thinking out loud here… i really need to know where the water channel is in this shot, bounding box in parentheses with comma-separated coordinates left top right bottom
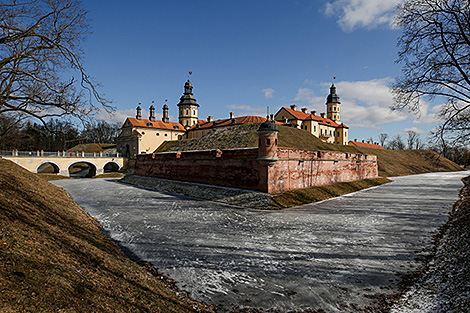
(53, 171, 469, 312)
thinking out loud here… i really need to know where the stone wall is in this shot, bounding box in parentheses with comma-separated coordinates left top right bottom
(135, 146, 378, 194)
(267, 148, 378, 193)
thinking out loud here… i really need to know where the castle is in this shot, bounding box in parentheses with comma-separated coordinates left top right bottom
(117, 76, 349, 158)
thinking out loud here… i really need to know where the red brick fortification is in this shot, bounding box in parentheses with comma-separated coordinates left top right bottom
(135, 120, 378, 194)
(267, 148, 378, 193)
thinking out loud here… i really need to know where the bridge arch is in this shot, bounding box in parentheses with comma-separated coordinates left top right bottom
(68, 160, 98, 177)
(35, 161, 62, 174)
(103, 161, 121, 173)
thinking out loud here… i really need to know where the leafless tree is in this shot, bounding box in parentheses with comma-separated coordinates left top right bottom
(387, 135, 406, 150)
(0, 0, 111, 126)
(406, 130, 420, 150)
(392, 0, 470, 147)
(378, 133, 389, 147)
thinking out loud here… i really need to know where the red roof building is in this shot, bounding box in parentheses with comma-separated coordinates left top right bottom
(348, 140, 386, 149)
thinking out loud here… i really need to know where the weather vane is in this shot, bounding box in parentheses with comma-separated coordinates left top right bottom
(188, 71, 192, 79)
(333, 76, 336, 83)
(266, 106, 270, 119)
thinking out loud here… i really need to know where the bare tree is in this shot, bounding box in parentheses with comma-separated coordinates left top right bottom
(387, 135, 406, 150)
(378, 133, 389, 147)
(392, 0, 470, 146)
(406, 130, 420, 150)
(82, 120, 121, 144)
(0, 0, 111, 125)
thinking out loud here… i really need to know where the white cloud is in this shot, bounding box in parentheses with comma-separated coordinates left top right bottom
(324, 0, 403, 32)
(333, 78, 408, 127)
(262, 88, 276, 99)
(226, 104, 268, 117)
(95, 108, 176, 124)
(294, 88, 325, 107)
(400, 126, 427, 134)
(290, 77, 444, 129)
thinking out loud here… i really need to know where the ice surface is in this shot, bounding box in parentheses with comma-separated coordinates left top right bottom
(53, 171, 469, 311)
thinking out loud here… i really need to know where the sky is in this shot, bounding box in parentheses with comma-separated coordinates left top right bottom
(79, 0, 441, 143)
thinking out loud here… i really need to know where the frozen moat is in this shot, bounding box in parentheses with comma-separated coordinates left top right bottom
(53, 171, 469, 311)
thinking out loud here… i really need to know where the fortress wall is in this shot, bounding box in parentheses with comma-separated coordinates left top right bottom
(135, 148, 266, 191)
(135, 147, 378, 194)
(268, 148, 378, 193)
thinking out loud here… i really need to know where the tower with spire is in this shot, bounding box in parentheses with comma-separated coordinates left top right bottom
(326, 78, 341, 123)
(177, 72, 199, 128)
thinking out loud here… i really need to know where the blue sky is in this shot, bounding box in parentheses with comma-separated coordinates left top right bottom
(80, 0, 440, 143)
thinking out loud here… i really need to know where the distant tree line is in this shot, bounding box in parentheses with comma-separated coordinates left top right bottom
(0, 115, 121, 151)
(371, 130, 469, 167)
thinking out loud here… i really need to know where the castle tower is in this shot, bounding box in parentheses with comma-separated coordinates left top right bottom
(149, 104, 156, 122)
(136, 105, 142, 120)
(177, 73, 199, 128)
(326, 81, 341, 122)
(257, 119, 279, 167)
(162, 101, 169, 123)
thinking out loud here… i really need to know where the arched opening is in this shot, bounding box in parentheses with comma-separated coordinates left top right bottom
(37, 162, 60, 174)
(68, 162, 97, 178)
(103, 162, 120, 173)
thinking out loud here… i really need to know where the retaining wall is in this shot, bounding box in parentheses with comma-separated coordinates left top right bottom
(135, 147, 378, 194)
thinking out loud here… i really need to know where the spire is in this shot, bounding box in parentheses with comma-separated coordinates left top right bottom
(136, 104, 142, 120)
(149, 102, 155, 121)
(162, 99, 169, 123)
(177, 72, 199, 108)
(326, 78, 341, 104)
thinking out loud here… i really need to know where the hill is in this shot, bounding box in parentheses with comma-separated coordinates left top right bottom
(67, 143, 116, 153)
(157, 123, 461, 177)
(0, 159, 212, 313)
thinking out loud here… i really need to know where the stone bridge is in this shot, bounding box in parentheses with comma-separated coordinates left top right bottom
(1, 150, 124, 176)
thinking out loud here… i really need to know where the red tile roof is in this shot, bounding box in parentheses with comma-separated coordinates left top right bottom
(349, 141, 385, 149)
(188, 116, 281, 131)
(280, 107, 348, 129)
(126, 118, 185, 131)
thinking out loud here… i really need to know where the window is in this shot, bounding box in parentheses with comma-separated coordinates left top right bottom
(266, 139, 271, 146)
(186, 110, 188, 115)
(314, 126, 316, 132)
(142, 131, 145, 135)
(164, 133, 168, 137)
(156, 133, 160, 136)
(193, 110, 196, 115)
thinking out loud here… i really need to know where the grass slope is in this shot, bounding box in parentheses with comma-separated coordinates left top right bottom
(0, 159, 212, 313)
(157, 123, 461, 177)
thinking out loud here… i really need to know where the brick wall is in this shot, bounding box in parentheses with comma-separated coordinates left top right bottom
(135, 147, 378, 194)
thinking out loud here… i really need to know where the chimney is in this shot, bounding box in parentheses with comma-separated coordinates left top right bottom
(162, 103, 169, 123)
(320, 113, 325, 118)
(270, 114, 274, 120)
(301, 107, 307, 113)
(230, 112, 235, 119)
(136, 105, 142, 120)
(367, 140, 370, 144)
(290, 104, 297, 111)
(354, 138, 357, 142)
(207, 115, 213, 122)
(311, 110, 316, 116)
(149, 104, 155, 122)
(362, 140, 365, 143)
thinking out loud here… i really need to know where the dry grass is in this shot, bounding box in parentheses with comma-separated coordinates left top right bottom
(272, 177, 391, 208)
(93, 172, 124, 178)
(0, 159, 213, 313)
(67, 143, 116, 153)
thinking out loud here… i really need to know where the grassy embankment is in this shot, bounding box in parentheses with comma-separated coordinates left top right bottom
(157, 123, 462, 207)
(0, 159, 213, 313)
